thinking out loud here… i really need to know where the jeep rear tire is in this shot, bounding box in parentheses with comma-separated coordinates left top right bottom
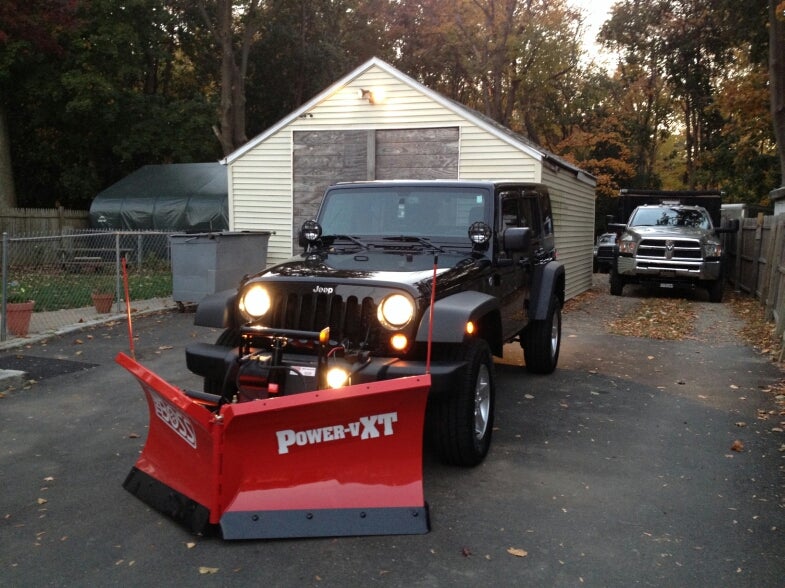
(522, 295, 561, 374)
(431, 339, 495, 467)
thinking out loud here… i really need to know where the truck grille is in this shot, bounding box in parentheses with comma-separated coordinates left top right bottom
(638, 239, 702, 260)
(266, 291, 382, 350)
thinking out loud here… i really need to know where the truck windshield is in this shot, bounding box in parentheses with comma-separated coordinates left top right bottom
(629, 207, 711, 229)
(318, 186, 490, 238)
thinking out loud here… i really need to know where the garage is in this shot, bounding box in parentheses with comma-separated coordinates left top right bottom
(223, 57, 595, 299)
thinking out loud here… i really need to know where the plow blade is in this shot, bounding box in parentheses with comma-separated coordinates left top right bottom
(116, 352, 430, 539)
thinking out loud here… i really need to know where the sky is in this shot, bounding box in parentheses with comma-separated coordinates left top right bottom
(569, 0, 616, 63)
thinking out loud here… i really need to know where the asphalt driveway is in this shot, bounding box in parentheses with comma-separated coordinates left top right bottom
(1, 279, 783, 587)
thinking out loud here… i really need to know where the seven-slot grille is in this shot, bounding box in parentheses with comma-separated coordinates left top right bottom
(264, 289, 383, 351)
(637, 238, 702, 259)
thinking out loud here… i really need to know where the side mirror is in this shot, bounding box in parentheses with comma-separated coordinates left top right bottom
(502, 226, 531, 252)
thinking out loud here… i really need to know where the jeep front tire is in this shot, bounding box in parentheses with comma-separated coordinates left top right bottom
(430, 339, 495, 467)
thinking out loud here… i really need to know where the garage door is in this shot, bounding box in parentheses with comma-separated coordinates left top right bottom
(292, 128, 459, 238)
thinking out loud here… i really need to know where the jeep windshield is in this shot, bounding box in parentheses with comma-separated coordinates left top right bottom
(628, 207, 711, 229)
(318, 186, 491, 242)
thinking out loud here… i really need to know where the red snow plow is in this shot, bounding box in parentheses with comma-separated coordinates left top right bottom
(118, 352, 430, 539)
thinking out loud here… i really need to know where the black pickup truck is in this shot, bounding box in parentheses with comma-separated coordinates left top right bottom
(185, 180, 565, 466)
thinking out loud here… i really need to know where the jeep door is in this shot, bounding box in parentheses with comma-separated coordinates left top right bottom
(496, 191, 532, 338)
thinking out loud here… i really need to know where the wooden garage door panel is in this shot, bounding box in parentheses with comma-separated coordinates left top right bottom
(293, 130, 369, 233)
(375, 128, 459, 180)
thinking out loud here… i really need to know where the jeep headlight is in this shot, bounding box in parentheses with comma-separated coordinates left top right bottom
(618, 237, 637, 255)
(239, 284, 271, 319)
(703, 241, 722, 258)
(377, 294, 414, 329)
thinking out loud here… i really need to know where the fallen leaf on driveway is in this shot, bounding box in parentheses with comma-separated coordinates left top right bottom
(507, 547, 528, 558)
(730, 440, 744, 452)
(198, 566, 219, 575)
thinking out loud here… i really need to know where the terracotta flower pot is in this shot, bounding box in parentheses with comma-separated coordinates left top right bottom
(91, 292, 114, 314)
(6, 300, 34, 336)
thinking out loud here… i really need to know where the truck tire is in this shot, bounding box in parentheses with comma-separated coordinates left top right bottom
(431, 339, 495, 467)
(707, 278, 724, 303)
(204, 328, 241, 398)
(522, 295, 561, 374)
(610, 268, 624, 296)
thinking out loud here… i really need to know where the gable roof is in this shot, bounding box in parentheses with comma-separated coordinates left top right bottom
(223, 57, 593, 184)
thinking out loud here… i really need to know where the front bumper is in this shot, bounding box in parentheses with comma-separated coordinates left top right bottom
(617, 255, 722, 282)
(186, 342, 463, 397)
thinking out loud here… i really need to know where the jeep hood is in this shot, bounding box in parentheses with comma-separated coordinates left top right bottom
(249, 250, 485, 294)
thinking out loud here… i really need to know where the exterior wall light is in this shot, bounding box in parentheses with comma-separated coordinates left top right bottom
(360, 87, 386, 105)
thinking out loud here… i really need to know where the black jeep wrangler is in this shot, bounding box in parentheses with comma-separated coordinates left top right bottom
(186, 180, 565, 466)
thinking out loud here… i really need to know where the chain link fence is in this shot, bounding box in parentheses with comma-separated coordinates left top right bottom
(1, 230, 174, 342)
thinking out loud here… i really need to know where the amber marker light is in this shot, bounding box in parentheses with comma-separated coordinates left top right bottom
(390, 334, 408, 351)
(465, 321, 476, 335)
(319, 327, 330, 344)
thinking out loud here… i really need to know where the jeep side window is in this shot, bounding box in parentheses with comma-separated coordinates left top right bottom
(501, 193, 521, 228)
(520, 196, 541, 239)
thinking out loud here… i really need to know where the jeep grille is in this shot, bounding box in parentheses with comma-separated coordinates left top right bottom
(266, 291, 382, 350)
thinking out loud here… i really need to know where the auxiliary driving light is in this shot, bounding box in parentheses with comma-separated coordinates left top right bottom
(390, 334, 408, 351)
(326, 367, 350, 389)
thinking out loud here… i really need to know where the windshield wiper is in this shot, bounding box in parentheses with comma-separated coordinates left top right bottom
(322, 234, 370, 249)
(382, 236, 446, 253)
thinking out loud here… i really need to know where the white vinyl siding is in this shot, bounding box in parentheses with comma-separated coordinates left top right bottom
(230, 131, 292, 264)
(542, 165, 595, 300)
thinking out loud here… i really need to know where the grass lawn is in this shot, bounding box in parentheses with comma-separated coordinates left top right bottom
(6, 268, 172, 312)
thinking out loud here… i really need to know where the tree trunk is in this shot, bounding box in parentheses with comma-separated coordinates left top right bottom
(771, 1, 785, 186)
(0, 104, 17, 209)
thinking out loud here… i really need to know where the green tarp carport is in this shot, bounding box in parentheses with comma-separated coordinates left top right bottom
(89, 163, 228, 232)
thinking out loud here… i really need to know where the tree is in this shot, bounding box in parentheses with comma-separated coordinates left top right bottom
(771, 1, 785, 187)
(194, 0, 264, 156)
(246, 0, 392, 134)
(0, 0, 78, 208)
(5, 0, 219, 208)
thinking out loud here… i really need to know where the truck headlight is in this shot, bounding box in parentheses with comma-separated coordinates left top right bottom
(377, 294, 414, 329)
(703, 242, 722, 258)
(239, 284, 271, 319)
(618, 238, 636, 255)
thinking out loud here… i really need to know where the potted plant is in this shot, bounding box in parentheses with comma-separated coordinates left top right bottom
(91, 280, 115, 314)
(5, 281, 34, 336)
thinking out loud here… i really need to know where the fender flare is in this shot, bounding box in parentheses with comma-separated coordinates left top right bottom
(415, 290, 501, 350)
(194, 289, 239, 329)
(528, 261, 565, 321)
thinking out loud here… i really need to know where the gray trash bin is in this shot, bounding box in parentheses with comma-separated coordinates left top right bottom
(170, 231, 271, 306)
